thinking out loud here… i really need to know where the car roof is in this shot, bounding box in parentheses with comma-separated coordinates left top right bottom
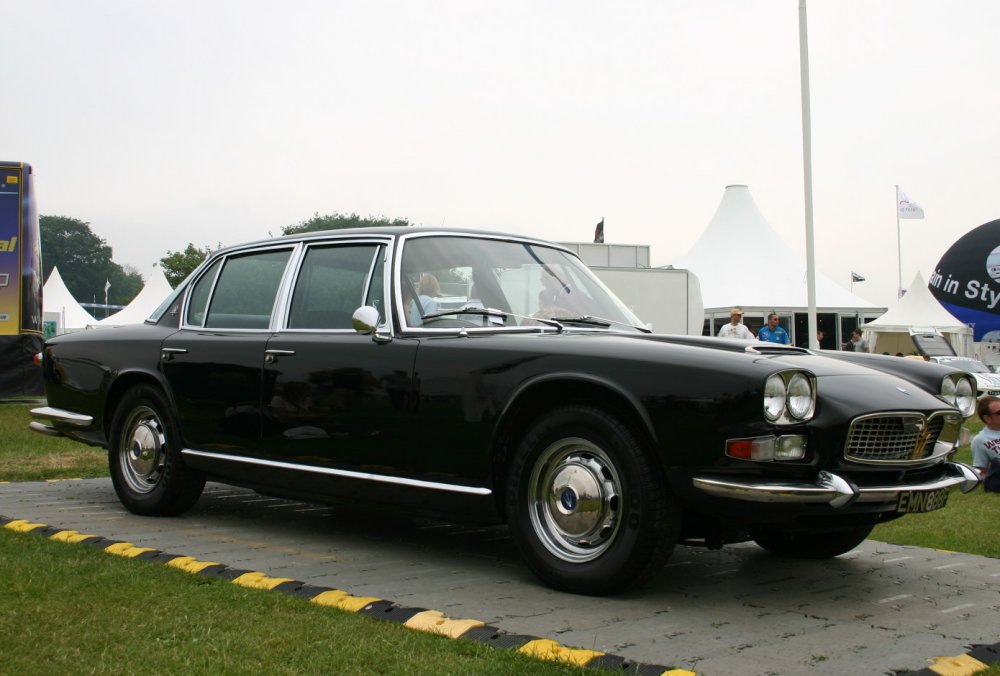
(214, 225, 567, 257)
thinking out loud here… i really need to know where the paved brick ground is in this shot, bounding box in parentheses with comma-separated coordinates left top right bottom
(2, 478, 998, 675)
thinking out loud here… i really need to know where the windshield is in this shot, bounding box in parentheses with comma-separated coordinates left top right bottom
(910, 332, 956, 356)
(398, 235, 644, 331)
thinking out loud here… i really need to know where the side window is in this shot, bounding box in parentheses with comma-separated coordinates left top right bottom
(288, 244, 381, 329)
(185, 259, 222, 327)
(364, 247, 386, 320)
(204, 250, 292, 329)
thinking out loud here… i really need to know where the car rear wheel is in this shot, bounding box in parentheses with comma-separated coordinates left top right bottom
(109, 385, 205, 516)
(754, 524, 873, 559)
(506, 405, 679, 595)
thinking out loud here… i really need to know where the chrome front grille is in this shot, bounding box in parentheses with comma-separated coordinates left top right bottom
(844, 412, 951, 464)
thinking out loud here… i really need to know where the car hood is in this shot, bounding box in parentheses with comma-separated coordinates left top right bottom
(974, 372, 1000, 388)
(462, 331, 959, 398)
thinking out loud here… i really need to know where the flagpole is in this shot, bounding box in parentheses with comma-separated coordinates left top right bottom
(896, 184, 902, 298)
(799, 0, 818, 349)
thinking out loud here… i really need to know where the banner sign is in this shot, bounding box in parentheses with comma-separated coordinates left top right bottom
(928, 218, 1000, 341)
(0, 161, 41, 337)
(0, 164, 22, 335)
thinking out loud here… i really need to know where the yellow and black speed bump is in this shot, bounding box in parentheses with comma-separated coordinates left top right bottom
(906, 642, 1000, 676)
(1, 514, 695, 675)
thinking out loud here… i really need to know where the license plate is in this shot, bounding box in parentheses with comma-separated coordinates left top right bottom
(897, 488, 949, 513)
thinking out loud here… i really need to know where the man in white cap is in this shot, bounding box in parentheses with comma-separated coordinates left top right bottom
(718, 307, 754, 340)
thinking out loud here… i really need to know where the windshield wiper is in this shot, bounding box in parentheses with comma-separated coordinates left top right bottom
(548, 315, 652, 333)
(420, 306, 565, 331)
(420, 307, 648, 333)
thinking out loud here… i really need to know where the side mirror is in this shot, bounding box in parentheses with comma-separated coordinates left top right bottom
(352, 306, 392, 344)
(352, 306, 380, 334)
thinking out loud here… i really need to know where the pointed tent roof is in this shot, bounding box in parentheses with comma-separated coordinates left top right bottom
(95, 265, 174, 327)
(863, 271, 971, 331)
(676, 184, 883, 311)
(42, 266, 97, 329)
(861, 271, 973, 356)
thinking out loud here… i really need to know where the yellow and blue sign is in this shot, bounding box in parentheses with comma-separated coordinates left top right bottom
(0, 161, 43, 398)
(0, 161, 42, 337)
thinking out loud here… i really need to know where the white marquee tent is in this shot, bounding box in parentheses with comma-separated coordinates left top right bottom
(861, 271, 974, 357)
(94, 265, 174, 327)
(677, 184, 883, 310)
(42, 266, 97, 331)
(674, 184, 885, 346)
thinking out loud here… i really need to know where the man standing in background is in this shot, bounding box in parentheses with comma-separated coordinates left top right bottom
(845, 329, 868, 352)
(718, 307, 754, 340)
(758, 312, 790, 344)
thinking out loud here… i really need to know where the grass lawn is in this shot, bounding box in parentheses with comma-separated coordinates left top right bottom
(0, 528, 586, 675)
(871, 417, 1000, 558)
(0, 403, 107, 481)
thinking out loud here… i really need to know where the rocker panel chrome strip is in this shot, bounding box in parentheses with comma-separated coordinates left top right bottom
(181, 449, 492, 496)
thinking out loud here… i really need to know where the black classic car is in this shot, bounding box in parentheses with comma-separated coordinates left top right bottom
(30, 227, 981, 595)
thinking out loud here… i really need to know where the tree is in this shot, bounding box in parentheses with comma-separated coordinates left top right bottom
(281, 212, 409, 236)
(106, 264, 143, 309)
(160, 243, 215, 287)
(39, 215, 142, 307)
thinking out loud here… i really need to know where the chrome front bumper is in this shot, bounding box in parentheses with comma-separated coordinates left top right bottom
(28, 406, 94, 437)
(692, 462, 980, 509)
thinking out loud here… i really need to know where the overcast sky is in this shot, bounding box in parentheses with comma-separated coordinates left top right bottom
(7, 1, 999, 307)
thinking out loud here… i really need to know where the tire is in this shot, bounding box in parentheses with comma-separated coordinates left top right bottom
(506, 405, 679, 595)
(754, 524, 874, 559)
(109, 385, 205, 516)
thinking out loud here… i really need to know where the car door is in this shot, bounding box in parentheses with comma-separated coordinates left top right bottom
(260, 241, 422, 478)
(161, 246, 293, 456)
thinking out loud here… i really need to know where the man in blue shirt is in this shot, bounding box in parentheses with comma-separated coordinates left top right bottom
(758, 312, 790, 344)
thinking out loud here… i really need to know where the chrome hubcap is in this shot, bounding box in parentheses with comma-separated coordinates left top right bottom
(528, 437, 621, 563)
(119, 406, 166, 494)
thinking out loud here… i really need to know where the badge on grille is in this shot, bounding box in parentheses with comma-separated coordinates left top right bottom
(909, 419, 932, 460)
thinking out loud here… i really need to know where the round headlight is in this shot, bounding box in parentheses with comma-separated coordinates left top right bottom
(786, 372, 815, 420)
(955, 376, 975, 416)
(764, 374, 786, 421)
(940, 376, 956, 406)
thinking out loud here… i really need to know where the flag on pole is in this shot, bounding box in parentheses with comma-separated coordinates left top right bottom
(897, 189, 925, 219)
(104, 279, 110, 304)
(851, 272, 865, 282)
(594, 217, 604, 243)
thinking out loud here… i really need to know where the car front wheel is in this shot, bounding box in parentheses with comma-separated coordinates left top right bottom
(506, 405, 679, 595)
(109, 384, 205, 516)
(754, 524, 874, 559)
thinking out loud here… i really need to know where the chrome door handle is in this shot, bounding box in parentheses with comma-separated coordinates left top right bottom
(264, 349, 296, 364)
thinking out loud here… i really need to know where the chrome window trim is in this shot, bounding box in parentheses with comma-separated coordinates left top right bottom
(181, 449, 492, 496)
(270, 242, 306, 332)
(181, 257, 222, 329)
(178, 242, 299, 332)
(394, 231, 571, 334)
(276, 238, 393, 334)
(391, 231, 634, 335)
